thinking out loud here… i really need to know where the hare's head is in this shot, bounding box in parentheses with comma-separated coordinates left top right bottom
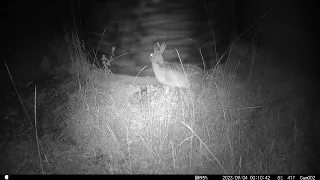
(150, 42, 166, 63)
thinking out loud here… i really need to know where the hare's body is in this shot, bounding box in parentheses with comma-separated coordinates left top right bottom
(150, 42, 204, 89)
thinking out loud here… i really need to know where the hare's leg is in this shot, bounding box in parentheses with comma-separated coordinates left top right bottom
(165, 86, 170, 94)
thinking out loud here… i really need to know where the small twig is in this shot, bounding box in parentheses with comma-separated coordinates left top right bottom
(34, 85, 44, 174)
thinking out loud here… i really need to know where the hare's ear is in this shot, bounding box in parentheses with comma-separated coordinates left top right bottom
(159, 42, 166, 53)
(154, 42, 161, 53)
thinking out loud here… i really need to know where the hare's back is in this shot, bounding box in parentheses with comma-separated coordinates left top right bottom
(164, 63, 202, 74)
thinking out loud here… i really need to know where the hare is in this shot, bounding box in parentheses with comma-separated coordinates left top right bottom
(150, 42, 204, 89)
